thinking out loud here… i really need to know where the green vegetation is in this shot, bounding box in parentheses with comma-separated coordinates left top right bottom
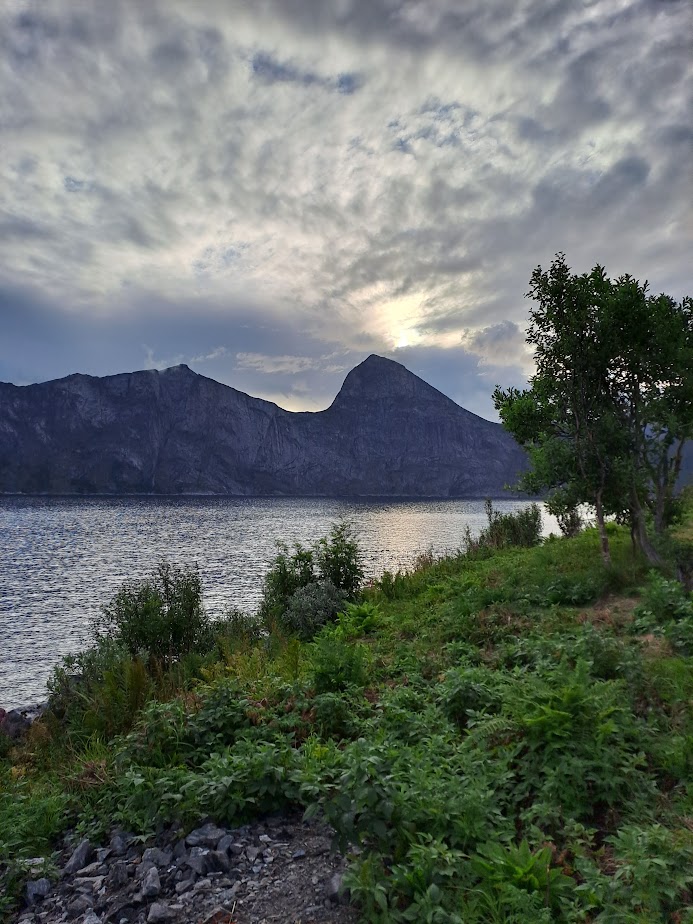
(494, 253, 693, 571)
(2, 498, 693, 922)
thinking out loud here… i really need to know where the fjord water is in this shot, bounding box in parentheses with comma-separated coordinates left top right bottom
(0, 496, 557, 709)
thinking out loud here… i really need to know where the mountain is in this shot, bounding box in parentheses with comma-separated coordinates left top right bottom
(0, 355, 529, 496)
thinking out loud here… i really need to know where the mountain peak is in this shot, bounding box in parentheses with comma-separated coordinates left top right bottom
(331, 353, 448, 406)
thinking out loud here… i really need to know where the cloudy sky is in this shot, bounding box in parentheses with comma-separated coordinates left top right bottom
(1, 0, 691, 419)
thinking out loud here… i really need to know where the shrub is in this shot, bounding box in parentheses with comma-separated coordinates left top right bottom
(464, 500, 543, 554)
(314, 522, 364, 598)
(260, 522, 363, 633)
(310, 631, 371, 693)
(98, 561, 211, 665)
(633, 572, 693, 654)
(47, 639, 154, 740)
(283, 580, 346, 639)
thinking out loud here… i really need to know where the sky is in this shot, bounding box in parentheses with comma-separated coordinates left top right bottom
(1, 0, 691, 420)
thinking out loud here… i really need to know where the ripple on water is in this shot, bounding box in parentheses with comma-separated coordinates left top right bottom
(0, 496, 557, 709)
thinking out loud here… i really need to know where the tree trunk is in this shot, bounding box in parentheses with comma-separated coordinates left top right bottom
(594, 491, 611, 566)
(631, 494, 664, 567)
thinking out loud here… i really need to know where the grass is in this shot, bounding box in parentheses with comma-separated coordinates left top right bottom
(1, 510, 693, 922)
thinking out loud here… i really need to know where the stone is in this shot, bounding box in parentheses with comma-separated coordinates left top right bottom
(63, 840, 93, 877)
(326, 871, 345, 903)
(185, 823, 227, 849)
(291, 849, 306, 860)
(26, 878, 51, 904)
(147, 903, 176, 923)
(172, 839, 187, 861)
(77, 862, 104, 877)
(0, 707, 31, 739)
(184, 854, 210, 877)
(95, 848, 111, 863)
(136, 860, 156, 881)
(109, 835, 128, 857)
(245, 846, 259, 862)
(206, 850, 231, 873)
(66, 894, 93, 916)
(141, 867, 161, 899)
(174, 879, 194, 895)
(74, 875, 105, 893)
(106, 862, 129, 889)
(142, 848, 172, 868)
(82, 913, 103, 924)
(215, 835, 237, 855)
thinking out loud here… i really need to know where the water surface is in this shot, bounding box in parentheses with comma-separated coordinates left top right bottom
(0, 496, 556, 709)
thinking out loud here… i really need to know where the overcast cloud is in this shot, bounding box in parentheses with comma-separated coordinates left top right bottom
(1, 0, 691, 419)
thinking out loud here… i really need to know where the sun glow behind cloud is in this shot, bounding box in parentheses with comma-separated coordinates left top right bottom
(0, 0, 690, 420)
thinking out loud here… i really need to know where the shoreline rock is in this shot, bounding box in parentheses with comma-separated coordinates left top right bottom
(14, 811, 357, 924)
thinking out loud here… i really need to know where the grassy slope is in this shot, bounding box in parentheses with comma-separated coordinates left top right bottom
(2, 513, 693, 922)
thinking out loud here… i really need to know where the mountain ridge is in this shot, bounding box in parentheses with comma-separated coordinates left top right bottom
(0, 355, 530, 496)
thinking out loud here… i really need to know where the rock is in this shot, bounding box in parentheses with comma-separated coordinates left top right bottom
(206, 850, 231, 873)
(77, 861, 104, 877)
(245, 846, 260, 862)
(326, 871, 346, 903)
(109, 832, 133, 856)
(81, 913, 102, 924)
(95, 848, 111, 863)
(63, 840, 93, 877)
(74, 875, 105, 893)
(142, 848, 172, 868)
(184, 854, 210, 877)
(147, 906, 176, 924)
(106, 861, 129, 889)
(67, 894, 93, 915)
(172, 839, 187, 861)
(0, 707, 31, 740)
(291, 849, 306, 860)
(185, 823, 227, 849)
(141, 867, 161, 899)
(136, 860, 156, 881)
(174, 878, 194, 895)
(215, 835, 238, 855)
(26, 878, 51, 904)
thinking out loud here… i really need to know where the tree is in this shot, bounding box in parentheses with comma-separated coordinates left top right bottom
(493, 254, 692, 567)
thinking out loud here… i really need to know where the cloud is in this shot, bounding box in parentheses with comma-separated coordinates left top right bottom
(235, 353, 322, 375)
(0, 0, 691, 420)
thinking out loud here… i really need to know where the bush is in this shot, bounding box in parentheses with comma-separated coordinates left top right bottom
(98, 562, 211, 665)
(260, 522, 363, 632)
(464, 500, 543, 554)
(282, 580, 346, 639)
(310, 631, 371, 693)
(633, 572, 693, 654)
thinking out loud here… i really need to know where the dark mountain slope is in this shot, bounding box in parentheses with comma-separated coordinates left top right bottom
(0, 355, 528, 496)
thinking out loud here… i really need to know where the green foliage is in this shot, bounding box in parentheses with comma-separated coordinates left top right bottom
(47, 639, 154, 741)
(0, 776, 70, 917)
(471, 839, 574, 912)
(463, 500, 543, 554)
(633, 571, 693, 654)
(282, 579, 346, 639)
(6, 502, 693, 924)
(309, 629, 371, 693)
(575, 823, 693, 921)
(494, 253, 693, 566)
(314, 521, 364, 598)
(98, 561, 211, 664)
(260, 521, 364, 634)
(336, 600, 382, 638)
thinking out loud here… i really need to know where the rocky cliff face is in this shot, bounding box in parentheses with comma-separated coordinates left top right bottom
(0, 355, 529, 496)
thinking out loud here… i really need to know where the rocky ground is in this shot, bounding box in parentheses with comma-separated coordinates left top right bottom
(13, 814, 361, 924)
